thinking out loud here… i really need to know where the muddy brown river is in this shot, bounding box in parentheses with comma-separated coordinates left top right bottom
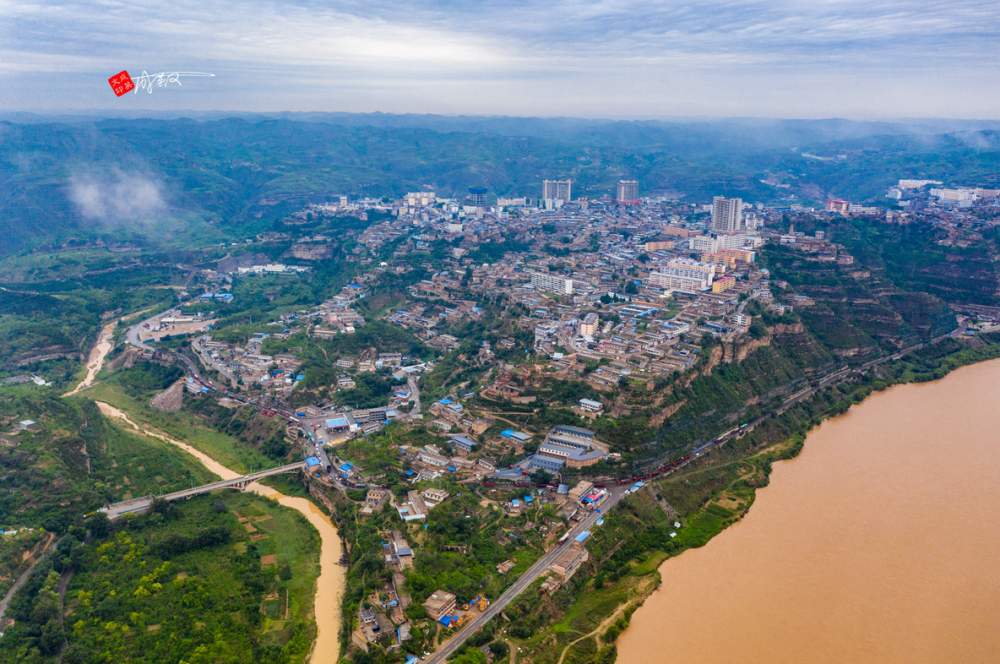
(618, 359, 1000, 663)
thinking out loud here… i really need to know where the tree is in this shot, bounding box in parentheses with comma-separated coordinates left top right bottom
(63, 643, 88, 664)
(489, 640, 510, 658)
(618, 375, 630, 390)
(87, 512, 110, 538)
(529, 469, 553, 485)
(39, 618, 65, 655)
(451, 648, 489, 664)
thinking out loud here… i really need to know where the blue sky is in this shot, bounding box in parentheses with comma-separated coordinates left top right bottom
(2, 0, 999, 117)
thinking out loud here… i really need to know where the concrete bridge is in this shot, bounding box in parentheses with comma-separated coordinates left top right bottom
(101, 462, 307, 520)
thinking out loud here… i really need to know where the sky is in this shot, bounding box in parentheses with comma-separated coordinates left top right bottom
(2, 0, 1000, 118)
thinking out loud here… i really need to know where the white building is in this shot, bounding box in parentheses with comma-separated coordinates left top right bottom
(405, 192, 436, 206)
(898, 179, 942, 189)
(531, 272, 574, 295)
(661, 258, 717, 279)
(543, 180, 572, 202)
(648, 268, 713, 292)
(711, 196, 743, 234)
(848, 204, 880, 214)
(616, 180, 639, 204)
(930, 188, 976, 202)
(689, 235, 719, 253)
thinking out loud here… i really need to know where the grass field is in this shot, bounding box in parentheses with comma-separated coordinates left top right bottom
(94, 417, 220, 502)
(80, 383, 275, 474)
(222, 491, 323, 644)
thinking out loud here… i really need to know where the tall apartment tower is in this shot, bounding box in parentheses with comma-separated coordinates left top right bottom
(468, 187, 488, 207)
(711, 196, 743, 234)
(616, 180, 640, 204)
(543, 179, 572, 201)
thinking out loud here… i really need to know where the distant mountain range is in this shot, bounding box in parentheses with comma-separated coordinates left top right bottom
(2, 113, 999, 256)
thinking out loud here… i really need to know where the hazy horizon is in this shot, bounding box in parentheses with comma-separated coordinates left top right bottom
(4, 109, 1000, 127)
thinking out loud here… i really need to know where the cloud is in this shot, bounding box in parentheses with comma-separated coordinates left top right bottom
(68, 169, 167, 224)
(2, 0, 1000, 117)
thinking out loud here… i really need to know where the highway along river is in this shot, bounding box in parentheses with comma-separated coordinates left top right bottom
(617, 359, 1000, 664)
(95, 403, 345, 663)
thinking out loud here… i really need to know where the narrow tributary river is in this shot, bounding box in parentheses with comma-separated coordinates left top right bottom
(95, 402, 345, 662)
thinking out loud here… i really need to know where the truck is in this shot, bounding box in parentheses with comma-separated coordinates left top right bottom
(557, 532, 571, 546)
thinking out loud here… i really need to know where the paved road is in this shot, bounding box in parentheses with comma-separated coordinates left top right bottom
(125, 307, 234, 390)
(424, 486, 629, 664)
(407, 375, 422, 418)
(125, 307, 179, 350)
(103, 462, 307, 519)
(192, 335, 238, 386)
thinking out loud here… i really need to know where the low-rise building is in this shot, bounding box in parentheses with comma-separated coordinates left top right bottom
(550, 539, 589, 577)
(648, 268, 712, 292)
(732, 313, 751, 328)
(712, 276, 736, 293)
(448, 435, 478, 454)
(531, 272, 574, 295)
(424, 591, 457, 621)
(361, 488, 390, 515)
(421, 488, 449, 504)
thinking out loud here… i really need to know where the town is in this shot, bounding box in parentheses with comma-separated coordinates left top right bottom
(105, 174, 1000, 664)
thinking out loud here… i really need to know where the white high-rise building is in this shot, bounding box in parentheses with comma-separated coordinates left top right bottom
(543, 180, 572, 202)
(712, 196, 743, 234)
(531, 272, 574, 295)
(616, 180, 639, 204)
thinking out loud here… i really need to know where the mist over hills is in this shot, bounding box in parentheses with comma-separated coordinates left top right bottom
(2, 113, 999, 256)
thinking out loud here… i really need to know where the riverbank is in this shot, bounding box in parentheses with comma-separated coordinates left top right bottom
(95, 402, 345, 663)
(510, 334, 1000, 664)
(618, 356, 1000, 663)
(63, 320, 116, 397)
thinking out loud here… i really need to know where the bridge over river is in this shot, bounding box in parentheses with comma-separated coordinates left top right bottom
(101, 461, 307, 519)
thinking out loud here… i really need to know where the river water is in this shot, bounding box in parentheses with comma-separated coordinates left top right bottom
(617, 359, 1000, 664)
(95, 403, 344, 663)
